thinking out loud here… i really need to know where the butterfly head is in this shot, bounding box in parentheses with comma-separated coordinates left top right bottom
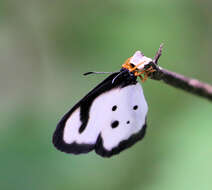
(122, 51, 155, 82)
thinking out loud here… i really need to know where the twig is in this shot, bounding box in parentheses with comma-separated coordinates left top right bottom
(147, 45, 212, 101)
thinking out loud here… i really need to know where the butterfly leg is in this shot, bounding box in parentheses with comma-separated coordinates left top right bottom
(134, 66, 156, 82)
(134, 70, 146, 82)
(143, 66, 156, 82)
(122, 57, 132, 70)
(134, 70, 145, 76)
(145, 66, 156, 73)
(128, 61, 145, 72)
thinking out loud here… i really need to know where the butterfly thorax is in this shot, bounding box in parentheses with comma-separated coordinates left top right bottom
(122, 51, 155, 82)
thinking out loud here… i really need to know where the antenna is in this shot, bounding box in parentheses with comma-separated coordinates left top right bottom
(83, 72, 115, 76)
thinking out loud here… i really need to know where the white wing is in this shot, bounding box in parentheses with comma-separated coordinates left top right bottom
(53, 72, 148, 157)
(59, 83, 147, 156)
(89, 83, 148, 156)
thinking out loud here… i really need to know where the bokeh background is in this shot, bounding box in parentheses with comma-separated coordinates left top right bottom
(1, 1, 212, 190)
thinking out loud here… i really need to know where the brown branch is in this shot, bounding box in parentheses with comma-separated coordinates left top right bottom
(147, 45, 212, 101)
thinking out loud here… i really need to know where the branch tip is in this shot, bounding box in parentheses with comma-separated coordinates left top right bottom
(154, 43, 164, 65)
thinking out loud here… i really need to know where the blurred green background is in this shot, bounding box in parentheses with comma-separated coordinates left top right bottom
(1, 1, 212, 190)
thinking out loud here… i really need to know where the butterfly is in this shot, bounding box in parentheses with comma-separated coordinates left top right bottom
(52, 50, 157, 157)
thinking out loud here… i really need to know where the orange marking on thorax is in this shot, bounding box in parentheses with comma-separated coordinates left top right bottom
(122, 57, 156, 82)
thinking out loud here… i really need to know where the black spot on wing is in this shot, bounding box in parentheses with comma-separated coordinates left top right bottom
(126, 121, 130, 124)
(112, 105, 117, 111)
(111, 120, 119, 128)
(133, 105, 138, 110)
